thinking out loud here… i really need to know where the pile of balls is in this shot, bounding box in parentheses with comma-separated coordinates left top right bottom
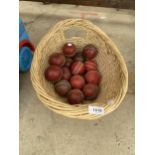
(44, 43, 102, 105)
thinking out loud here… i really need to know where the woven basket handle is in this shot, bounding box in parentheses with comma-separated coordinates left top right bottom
(63, 26, 87, 39)
(51, 19, 101, 39)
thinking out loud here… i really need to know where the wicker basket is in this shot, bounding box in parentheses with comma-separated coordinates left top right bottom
(30, 19, 128, 120)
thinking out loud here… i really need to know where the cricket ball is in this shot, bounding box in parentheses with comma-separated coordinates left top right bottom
(73, 52, 85, 62)
(54, 80, 71, 96)
(83, 83, 100, 100)
(85, 70, 101, 85)
(44, 65, 63, 82)
(62, 67, 71, 80)
(67, 89, 84, 104)
(70, 75, 85, 89)
(64, 58, 73, 67)
(48, 53, 66, 66)
(70, 61, 85, 75)
(82, 44, 98, 59)
(85, 60, 98, 71)
(63, 43, 76, 57)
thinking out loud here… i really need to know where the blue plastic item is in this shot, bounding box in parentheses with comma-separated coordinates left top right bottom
(19, 18, 29, 42)
(19, 18, 34, 72)
(19, 46, 33, 72)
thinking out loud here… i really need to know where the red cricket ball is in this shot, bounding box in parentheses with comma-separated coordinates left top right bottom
(44, 65, 63, 82)
(70, 61, 85, 75)
(85, 70, 101, 85)
(64, 58, 73, 67)
(48, 53, 66, 66)
(70, 75, 85, 89)
(63, 43, 76, 57)
(62, 67, 71, 80)
(85, 60, 98, 71)
(82, 44, 98, 59)
(73, 52, 85, 62)
(83, 84, 100, 100)
(54, 80, 71, 96)
(67, 89, 84, 104)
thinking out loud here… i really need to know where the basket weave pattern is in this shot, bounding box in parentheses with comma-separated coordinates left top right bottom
(31, 19, 128, 120)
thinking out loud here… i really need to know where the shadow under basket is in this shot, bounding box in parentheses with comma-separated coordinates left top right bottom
(30, 19, 128, 120)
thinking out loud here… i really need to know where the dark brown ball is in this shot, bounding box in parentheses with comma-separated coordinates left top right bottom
(73, 52, 85, 62)
(64, 58, 73, 67)
(48, 53, 66, 66)
(44, 65, 63, 82)
(82, 44, 98, 59)
(70, 61, 85, 75)
(85, 60, 98, 71)
(62, 67, 71, 80)
(67, 89, 84, 104)
(70, 75, 85, 89)
(83, 84, 100, 100)
(55, 80, 71, 96)
(85, 70, 101, 85)
(63, 43, 76, 57)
